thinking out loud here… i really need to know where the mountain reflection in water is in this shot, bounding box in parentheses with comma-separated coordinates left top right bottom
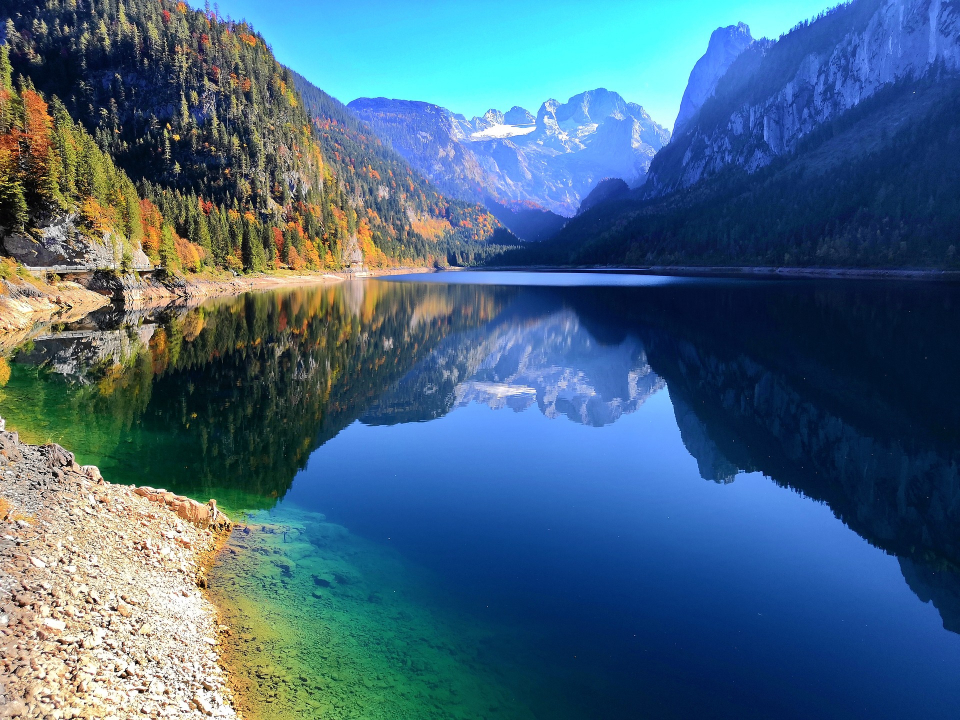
(2, 274, 959, 717)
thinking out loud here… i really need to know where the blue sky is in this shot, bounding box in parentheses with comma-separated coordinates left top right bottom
(212, 0, 835, 129)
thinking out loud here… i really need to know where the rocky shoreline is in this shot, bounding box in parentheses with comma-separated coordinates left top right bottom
(0, 279, 110, 336)
(0, 422, 238, 719)
(0, 269, 354, 335)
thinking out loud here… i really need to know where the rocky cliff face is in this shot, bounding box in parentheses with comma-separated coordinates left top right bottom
(673, 23, 754, 135)
(349, 89, 669, 216)
(648, 0, 960, 194)
(2, 214, 152, 271)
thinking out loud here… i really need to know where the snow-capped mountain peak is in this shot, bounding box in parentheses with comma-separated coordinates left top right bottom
(349, 88, 670, 216)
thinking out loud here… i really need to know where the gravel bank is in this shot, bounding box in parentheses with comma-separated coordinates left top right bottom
(0, 422, 238, 719)
(0, 279, 109, 335)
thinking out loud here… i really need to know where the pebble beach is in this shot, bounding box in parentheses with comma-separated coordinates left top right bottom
(0, 421, 238, 719)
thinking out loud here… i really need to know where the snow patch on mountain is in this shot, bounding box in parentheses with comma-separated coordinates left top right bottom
(468, 124, 537, 140)
(349, 89, 669, 216)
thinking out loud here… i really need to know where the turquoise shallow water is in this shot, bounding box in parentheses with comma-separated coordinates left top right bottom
(2, 274, 960, 719)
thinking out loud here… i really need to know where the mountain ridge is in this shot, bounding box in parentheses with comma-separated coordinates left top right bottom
(348, 88, 669, 217)
(0, 0, 509, 274)
(510, 0, 960, 270)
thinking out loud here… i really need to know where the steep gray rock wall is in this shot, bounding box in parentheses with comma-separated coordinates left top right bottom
(674, 22, 754, 135)
(2, 214, 151, 271)
(650, 0, 960, 194)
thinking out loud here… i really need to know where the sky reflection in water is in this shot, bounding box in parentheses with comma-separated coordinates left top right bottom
(2, 273, 959, 719)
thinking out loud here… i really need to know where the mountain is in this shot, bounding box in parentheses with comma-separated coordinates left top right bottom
(514, 0, 960, 269)
(290, 71, 515, 266)
(484, 199, 568, 243)
(0, 0, 508, 274)
(504, 107, 536, 125)
(348, 89, 670, 217)
(346, 98, 490, 202)
(577, 178, 629, 215)
(673, 23, 755, 135)
(648, 0, 959, 195)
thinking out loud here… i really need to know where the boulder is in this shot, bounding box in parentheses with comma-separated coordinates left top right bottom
(81, 465, 104, 483)
(133, 487, 231, 530)
(41, 443, 74, 468)
(0, 431, 23, 463)
(178, 500, 210, 526)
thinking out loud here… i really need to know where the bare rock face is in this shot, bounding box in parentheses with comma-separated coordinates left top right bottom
(650, 0, 960, 195)
(1, 213, 151, 270)
(673, 22, 754, 135)
(41, 443, 75, 469)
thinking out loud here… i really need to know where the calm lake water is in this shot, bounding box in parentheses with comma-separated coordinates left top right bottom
(2, 272, 959, 719)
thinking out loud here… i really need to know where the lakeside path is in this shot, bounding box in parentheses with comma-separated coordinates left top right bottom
(0, 423, 238, 719)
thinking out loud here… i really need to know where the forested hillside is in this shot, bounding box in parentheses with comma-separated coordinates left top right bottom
(0, 48, 176, 271)
(290, 71, 514, 266)
(0, 0, 511, 272)
(508, 76, 960, 269)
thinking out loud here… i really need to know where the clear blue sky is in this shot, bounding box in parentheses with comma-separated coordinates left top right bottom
(210, 0, 835, 129)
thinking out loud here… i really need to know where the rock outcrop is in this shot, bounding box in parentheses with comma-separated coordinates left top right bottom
(2, 214, 151, 271)
(133, 488, 232, 533)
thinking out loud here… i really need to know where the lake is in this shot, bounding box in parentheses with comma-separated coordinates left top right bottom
(2, 272, 959, 719)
